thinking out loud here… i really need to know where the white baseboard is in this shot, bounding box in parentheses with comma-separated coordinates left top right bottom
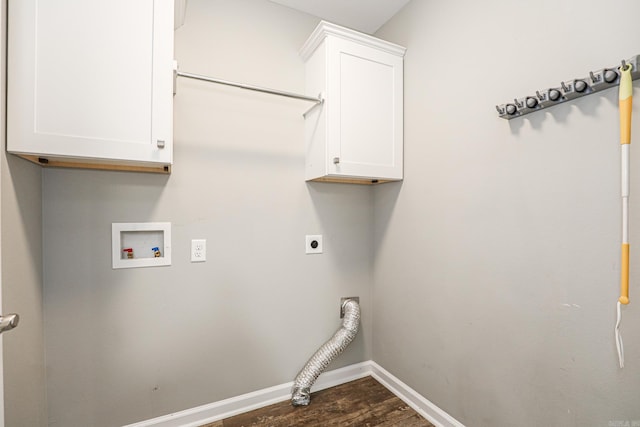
(123, 361, 371, 427)
(369, 361, 465, 427)
(124, 360, 464, 427)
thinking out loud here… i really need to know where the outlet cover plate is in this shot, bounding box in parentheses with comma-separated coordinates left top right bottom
(191, 239, 206, 262)
(305, 235, 323, 254)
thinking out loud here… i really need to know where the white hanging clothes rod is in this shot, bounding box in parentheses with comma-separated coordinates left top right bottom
(175, 70, 324, 117)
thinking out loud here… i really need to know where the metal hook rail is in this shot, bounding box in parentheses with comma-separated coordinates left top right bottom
(497, 54, 640, 120)
(175, 70, 324, 117)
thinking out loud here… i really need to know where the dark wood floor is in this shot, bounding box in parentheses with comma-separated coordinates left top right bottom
(200, 376, 434, 427)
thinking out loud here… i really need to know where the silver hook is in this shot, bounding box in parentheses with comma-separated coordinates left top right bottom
(505, 103, 518, 115)
(561, 81, 569, 92)
(589, 71, 598, 83)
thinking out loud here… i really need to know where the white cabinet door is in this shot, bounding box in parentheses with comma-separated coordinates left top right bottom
(326, 37, 403, 182)
(7, 0, 174, 172)
(302, 22, 405, 184)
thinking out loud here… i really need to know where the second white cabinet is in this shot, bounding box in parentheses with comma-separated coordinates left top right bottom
(7, 0, 174, 174)
(301, 21, 405, 184)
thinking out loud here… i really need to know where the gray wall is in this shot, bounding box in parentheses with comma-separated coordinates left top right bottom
(1, 0, 47, 424)
(42, 1, 372, 426)
(374, 1, 640, 426)
(1, 143, 46, 427)
(34, 1, 640, 426)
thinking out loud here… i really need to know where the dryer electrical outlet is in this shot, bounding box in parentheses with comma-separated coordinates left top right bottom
(305, 235, 323, 254)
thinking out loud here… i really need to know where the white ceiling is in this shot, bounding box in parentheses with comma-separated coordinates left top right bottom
(267, 0, 411, 34)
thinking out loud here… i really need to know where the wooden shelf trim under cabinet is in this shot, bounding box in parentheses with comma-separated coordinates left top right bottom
(308, 176, 396, 185)
(16, 154, 171, 174)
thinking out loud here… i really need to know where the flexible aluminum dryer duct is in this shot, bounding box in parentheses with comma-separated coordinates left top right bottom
(291, 299, 360, 406)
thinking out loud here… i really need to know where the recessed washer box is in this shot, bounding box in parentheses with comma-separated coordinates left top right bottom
(112, 222, 171, 269)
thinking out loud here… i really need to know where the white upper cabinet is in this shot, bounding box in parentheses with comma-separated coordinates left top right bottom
(301, 21, 405, 184)
(7, 0, 174, 173)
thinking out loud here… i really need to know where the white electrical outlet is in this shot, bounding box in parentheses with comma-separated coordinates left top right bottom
(191, 239, 206, 262)
(306, 235, 323, 254)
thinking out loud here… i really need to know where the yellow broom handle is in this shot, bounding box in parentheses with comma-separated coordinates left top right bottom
(620, 66, 633, 145)
(620, 64, 632, 305)
(620, 244, 630, 304)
